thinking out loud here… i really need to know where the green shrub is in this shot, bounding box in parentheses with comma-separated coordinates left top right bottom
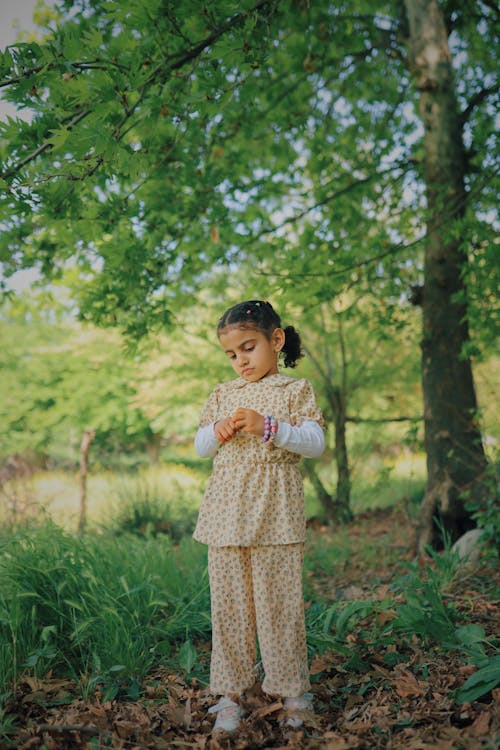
(104, 479, 199, 540)
(106, 483, 196, 541)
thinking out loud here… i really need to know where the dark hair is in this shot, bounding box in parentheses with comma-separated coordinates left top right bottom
(217, 300, 304, 368)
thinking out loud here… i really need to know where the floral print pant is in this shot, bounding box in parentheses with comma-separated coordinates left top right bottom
(207, 543, 310, 697)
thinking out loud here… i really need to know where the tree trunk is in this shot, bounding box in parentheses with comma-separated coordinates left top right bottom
(302, 459, 336, 523)
(302, 456, 352, 524)
(78, 429, 95, 536)
(327, 384, 353, 523)
(333, 312, 352, 519)
(333, 391, 352, 521)
(404, 0, 488, 551)
(146, 431, 162, 464)
(304, 320, 353, 522)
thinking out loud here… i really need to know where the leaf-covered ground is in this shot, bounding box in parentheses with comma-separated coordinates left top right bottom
(7, 510, 500, 750)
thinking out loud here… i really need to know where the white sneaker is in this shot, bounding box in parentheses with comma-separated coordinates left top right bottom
(208, 696, 243, 733)
(283, 692, 313, 728)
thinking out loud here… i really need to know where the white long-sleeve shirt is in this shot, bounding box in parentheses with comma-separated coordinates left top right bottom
(194, 419, 325, 459)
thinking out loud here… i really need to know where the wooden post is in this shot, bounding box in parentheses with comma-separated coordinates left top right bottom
(78, 429, 95, 536)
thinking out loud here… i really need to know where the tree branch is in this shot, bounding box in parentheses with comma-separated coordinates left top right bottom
(0, 107, 91, 180)
(459, 83, 500, 125)
(255, 164, 499, 281)
(346, 415, 422, 423)
(241, 163, 409, 250)
(144, 0, 279, 88)
(337, 311, 348, 395)
(477, 0, 500, 20)
(0, 59, 130, 89)
(302, 342, 330, 383)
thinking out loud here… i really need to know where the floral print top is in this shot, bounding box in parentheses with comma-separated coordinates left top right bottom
(193, 373, 324, 547)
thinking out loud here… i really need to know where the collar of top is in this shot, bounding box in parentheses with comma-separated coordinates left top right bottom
(226, 373, 297, 390)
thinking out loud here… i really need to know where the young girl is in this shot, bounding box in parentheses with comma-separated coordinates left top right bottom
(193, 300, 325, 733)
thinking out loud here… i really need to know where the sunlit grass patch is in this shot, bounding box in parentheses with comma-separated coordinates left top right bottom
(1, 464, 206, 533)
(303, 451, 426, 520)
(351, 453, 426, 513)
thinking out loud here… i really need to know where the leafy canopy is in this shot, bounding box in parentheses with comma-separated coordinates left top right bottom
(0, 0, 498, 345)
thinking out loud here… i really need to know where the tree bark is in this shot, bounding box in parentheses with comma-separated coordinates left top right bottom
(146, 431, 162, 464)
(78, 429, 95, 536)
(326, 384, 352, 523)
(334, 312, 352, 519)
(302, 459, 336, 523)
(404, 0, 488, 551)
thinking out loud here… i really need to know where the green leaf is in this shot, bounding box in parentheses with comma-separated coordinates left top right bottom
(41, 624, 57, 642)
(335, 600, 374, 639)
(454, 624, 487, 646)
(102, 683, 120, 701)
(455, 656, 500, 704)
(178, 639, 197, 674)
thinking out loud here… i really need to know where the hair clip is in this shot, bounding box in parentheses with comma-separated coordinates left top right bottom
(246, 309, 251, 314)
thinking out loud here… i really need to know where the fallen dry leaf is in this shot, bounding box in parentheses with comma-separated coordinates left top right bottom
(394, 668, 427, 698)
(249, 699, 282, 720)
(470, 710, 491, 736)
(310, 654, 334, 675)
(323, 731, 350, 749)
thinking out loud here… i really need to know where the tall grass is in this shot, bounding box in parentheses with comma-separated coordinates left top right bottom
(0, 522, 210, 704)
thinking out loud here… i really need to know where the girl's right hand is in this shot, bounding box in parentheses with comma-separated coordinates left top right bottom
(214, 417, 238, 443)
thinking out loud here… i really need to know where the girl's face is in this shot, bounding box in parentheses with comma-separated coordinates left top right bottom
(219, 325, 285, 382)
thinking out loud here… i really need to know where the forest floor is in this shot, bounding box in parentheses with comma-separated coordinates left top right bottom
(8, 509, 500, 750)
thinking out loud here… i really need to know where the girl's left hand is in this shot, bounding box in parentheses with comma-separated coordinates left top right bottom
(232, 408, 265, 437)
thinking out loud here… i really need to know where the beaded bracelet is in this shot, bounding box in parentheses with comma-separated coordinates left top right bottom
(263, 415, 278, 444)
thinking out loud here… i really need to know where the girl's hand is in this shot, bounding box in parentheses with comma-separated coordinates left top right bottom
(232, 408, 265, 437)
(214, 417, 238, 443)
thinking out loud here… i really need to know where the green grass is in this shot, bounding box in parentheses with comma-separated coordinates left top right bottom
(0, 523, 210, 703)
(0, 451, 427, 712)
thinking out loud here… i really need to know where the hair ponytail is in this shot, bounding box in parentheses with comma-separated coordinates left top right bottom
(281, 325, 303, 368)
